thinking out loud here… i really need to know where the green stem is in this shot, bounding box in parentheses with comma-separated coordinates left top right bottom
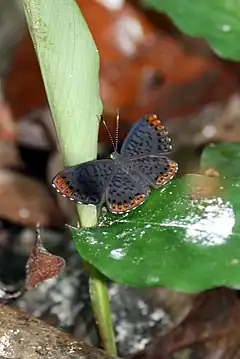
(77, 210, 117, 356)
(21, 0, 117, 355)
(85, 262, 117, 355)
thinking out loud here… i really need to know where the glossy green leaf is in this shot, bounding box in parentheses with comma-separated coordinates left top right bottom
(201, 143, 240, 179)
(143, 0, 240, 60)
(71, 169, 240, 292)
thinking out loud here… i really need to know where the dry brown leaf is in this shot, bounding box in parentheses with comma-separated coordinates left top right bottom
(133, 289, 240, 359)
(25, 226, 65, 290)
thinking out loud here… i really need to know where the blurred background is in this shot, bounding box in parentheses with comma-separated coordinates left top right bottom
(1, 0, 240, 358)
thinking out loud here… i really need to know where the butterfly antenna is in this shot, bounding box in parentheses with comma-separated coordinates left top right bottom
(115, 109, 120, 151)
(100, 115, 117, 152)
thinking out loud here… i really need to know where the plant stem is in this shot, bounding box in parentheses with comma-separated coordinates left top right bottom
(85, 262, 117, 355)
(77, 212, 117, 356)
(21, 0, 117, 355)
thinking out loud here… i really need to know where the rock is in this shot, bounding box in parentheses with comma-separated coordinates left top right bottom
(0, 304, 120, 359)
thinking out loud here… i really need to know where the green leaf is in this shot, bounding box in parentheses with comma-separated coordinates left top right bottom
(143, 0, 240, 60)
(71, 170, 240, 292)
(201, 143, 240, 179)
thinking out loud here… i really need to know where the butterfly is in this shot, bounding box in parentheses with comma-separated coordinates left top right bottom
(52, 114, 178, 214)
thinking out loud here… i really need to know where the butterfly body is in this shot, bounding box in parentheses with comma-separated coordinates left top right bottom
(52, 114, 178, 214)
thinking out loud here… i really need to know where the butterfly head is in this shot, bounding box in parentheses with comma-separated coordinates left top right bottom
(110, 151, 120, 161)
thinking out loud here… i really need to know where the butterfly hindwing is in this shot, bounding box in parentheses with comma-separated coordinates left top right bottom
(52, 159, 114, 206)
(120, 114, 172, 157)
(105, 169, 149, 213)
(130, 155, 178, 189)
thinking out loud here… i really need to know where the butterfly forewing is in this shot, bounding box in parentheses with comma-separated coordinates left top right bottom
(120, 114, 172, 157)
(52, 159, 114, 205)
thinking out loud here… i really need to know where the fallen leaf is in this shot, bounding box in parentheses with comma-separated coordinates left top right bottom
(133, 288, 240, 359)
(25, 225, 65, 290)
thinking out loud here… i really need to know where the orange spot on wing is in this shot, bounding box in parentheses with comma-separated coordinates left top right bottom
(168, 161, 178, 173)
(146, 114, 157, 122)
(156, 176, 165, 185)
(53, 176, 64, 187)
(112, 203, 117, 210)
(152, 119, 160, 126)
(156, 161, 178, 186)
(62, 188, 73, 196)
(58, 183, 68, 192)
(135, 194, 145, 204)
(130, 199, 136, 207)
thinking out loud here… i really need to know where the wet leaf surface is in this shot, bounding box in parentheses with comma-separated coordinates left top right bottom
(71, 142, 240, 291)
(71, 143, 240, 291)
(144, 0, 240, 60)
